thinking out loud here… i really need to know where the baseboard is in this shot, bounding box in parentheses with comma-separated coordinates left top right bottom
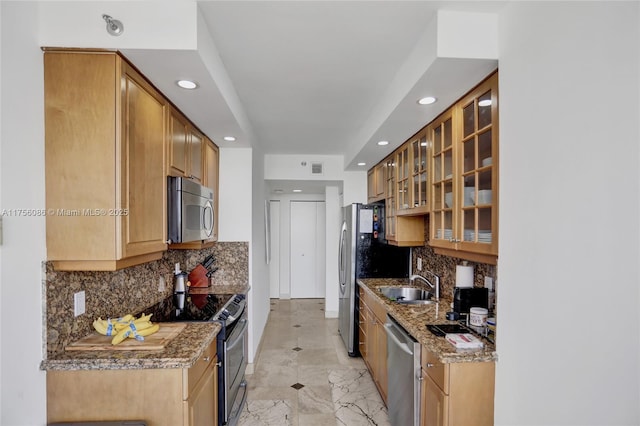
(324, 310, 338, 318)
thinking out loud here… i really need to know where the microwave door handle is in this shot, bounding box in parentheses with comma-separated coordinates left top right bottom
(203, 200, 214, 237)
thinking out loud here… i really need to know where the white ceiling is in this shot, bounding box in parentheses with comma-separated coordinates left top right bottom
(118, 1, 502, 185)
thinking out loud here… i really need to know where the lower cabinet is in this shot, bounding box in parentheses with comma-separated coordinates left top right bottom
(359, 286, 388, 404)
(420, 348, 495, 426)
(47, 344, 218, 426)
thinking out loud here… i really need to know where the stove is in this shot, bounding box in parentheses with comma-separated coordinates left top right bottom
(141, 292, 248, 426)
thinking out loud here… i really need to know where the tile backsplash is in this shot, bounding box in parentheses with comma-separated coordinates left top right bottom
(43, 242, 248, 356)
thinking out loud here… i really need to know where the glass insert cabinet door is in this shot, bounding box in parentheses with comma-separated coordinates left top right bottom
(411, 132, 429, 209)
(385, 155, 396, 239)
(396, 146, 410, 210)
(430, 110, 454, 244)
(459, 73, 498, 252)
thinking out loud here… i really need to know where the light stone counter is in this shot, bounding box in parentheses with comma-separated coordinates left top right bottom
(358, 278, 497, 363)
(40, 321, 221, 371)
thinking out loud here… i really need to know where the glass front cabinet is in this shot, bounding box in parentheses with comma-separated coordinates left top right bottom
(429, 72, 498, 261)
(367, 71, 498, 259)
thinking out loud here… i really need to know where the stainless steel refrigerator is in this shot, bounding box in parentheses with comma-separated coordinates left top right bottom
(338, 202, 410, 356)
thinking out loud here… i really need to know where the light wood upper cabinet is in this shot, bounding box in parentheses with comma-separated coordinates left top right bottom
(45, 50, 167, 271)
(168, 107, 204, 184)
(367, 162, 385, 203)
(204, 138, 219, 242)
(383, 151, 426, 247)
(429, 72, 498, 264)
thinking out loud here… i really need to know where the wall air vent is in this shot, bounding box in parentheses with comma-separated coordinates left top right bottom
(311, 162, 323, 175)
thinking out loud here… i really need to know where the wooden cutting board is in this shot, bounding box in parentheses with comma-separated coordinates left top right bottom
(65, 322, 186, 351)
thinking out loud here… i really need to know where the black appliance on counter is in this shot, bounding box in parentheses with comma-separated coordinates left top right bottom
(338, 202, 410, 357)
(145, 292, 248, 426)
(453, 287, 489, 314)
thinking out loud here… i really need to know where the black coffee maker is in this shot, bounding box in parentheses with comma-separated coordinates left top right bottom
(453, 287, 489, 314)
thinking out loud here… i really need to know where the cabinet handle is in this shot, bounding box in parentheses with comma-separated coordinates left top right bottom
(166, 239, 173, 244)
(215, 361, 222, 367)
(426, 362, 434, 368)
(203, 356, 210, 362)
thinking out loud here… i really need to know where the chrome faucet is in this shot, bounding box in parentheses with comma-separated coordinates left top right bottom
(410, 271, 440, 302)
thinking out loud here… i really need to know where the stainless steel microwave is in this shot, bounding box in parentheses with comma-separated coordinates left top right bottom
(167, 176, 215, 244)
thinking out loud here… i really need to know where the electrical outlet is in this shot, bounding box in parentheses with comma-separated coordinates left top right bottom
(484, 276, 494, 291)
(74, 291, 86, 317)
(417, 257, 423, 271)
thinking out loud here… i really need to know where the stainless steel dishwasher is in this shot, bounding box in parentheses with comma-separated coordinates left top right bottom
(385, 314, 421, 426)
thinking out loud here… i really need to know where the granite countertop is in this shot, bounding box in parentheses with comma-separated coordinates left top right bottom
(358, 278, 497, 364)
(40, 321, 221, 371)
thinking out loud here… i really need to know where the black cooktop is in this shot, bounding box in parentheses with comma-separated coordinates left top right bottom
(426, 323, 474, 337)
(141, 293, 233, 322)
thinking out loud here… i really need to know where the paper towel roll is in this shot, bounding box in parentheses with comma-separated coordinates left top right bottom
(455, 264, 474, 288)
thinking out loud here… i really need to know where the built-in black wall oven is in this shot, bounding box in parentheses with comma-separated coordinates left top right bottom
(146, 292, 248, 426)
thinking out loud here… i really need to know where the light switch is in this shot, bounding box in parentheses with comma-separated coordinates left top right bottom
(74, 291, 86, 317)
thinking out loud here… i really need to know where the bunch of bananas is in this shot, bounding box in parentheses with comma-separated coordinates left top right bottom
(93, 313, 160, 345)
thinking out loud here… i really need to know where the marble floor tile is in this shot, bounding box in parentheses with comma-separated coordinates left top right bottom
(239, 399, 293, 426)
(239, 298, 390, 426)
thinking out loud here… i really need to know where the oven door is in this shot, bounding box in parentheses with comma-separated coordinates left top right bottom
(223, 312, 248, 425)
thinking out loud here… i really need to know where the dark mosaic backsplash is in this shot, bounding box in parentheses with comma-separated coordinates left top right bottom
(411, 219, 497, 307)
(43, 242, 248, 355)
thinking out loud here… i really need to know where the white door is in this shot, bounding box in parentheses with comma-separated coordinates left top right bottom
(290, 201, 326, 298)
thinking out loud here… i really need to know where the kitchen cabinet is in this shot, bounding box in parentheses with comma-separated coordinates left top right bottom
(429, 72, 498, 264)
(420, 347, 494, 426)
(367, 162, 385, 203)
(47, 342, 218, 426)
(358, 286, 388, 404)
(410, 130, 430, 214)
(167, 106, 204, 185)
(44, 50, 167, 271)
(203, 137, 220, 242)
(383, 151, 425, 247)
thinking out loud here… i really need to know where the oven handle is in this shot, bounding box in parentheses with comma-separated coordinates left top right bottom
(226, 318, 248, 352)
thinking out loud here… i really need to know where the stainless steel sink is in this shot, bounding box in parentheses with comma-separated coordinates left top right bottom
(377, 286, 435, 304)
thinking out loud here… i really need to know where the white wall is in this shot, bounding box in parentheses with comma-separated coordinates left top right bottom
(249, 147, 270, 366)
(218, 147, 252, 242)
(265, 154, 347, 180)
(324, 186, 340, 317)
(0, 3, 47, 425)
(496, 2, 640, 425)
(342, 170, 368, 205)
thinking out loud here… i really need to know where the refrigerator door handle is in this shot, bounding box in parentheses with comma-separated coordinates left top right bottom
(338, 221, 347, 292)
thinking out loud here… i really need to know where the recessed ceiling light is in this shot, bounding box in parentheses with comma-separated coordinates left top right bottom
(357, 162, 366, 166)
(377, 140, 389, 146)
(176, 80, 198, 89)
(417, 96, 437, 105)
(292, 189, 302, 193)
(478, 99, 492, 107)
(223, 136, 236, 142)
(274, 189, 284, 194)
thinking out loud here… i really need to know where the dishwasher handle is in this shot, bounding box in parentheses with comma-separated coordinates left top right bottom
(384, 322, 413, 356)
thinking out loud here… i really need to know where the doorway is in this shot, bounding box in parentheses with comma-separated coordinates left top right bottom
(290, 201, 326, 298)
